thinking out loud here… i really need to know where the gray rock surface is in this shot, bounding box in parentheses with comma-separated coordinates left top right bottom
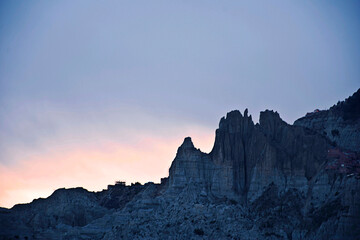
(168, 109, 330, 204)
(294, 88, 360, 152)
(1, 89, 359, 240)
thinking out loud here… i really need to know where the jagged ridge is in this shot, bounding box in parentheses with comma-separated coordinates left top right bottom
(1, 90, 360, 240)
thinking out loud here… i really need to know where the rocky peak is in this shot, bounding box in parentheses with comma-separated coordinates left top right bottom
(330, 88, 360, 122)
(259, 110, 285, 128)
(167, 137, 208, 190)
(208, 110, 259, 198)
(259, 110, 287, 140)
(173, 137, 198, 159)
(218, 109, 254, 135)
(179, 137, 195, 150)
(211, 109, 255, 160)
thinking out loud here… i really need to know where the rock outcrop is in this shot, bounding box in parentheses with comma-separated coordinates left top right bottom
(167, 109, 331, 204)
(0, 187, 109, 239)
(1, 89, 359, 240)
(294, 88, 360, 152)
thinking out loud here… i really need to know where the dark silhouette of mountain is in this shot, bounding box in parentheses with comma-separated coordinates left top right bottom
(1, 89, 359, 240)
(332, 88, 360, 121)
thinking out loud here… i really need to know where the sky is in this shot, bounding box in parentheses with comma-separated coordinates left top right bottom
(0, 0, 359, 208)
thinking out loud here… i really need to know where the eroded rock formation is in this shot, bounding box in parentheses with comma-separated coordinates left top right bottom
(0, 89, 359, 240)
(167, 109, 331, 205)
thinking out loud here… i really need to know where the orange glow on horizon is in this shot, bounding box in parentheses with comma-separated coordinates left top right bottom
(0, 129, 214, 208)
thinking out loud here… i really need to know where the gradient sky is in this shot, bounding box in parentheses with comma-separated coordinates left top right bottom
(0, 1, 359, 208)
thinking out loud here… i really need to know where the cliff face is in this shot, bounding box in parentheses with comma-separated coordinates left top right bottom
(210, 109, 259, 200)
(1, 90, 360, 240)
(168, 109, 330, 203)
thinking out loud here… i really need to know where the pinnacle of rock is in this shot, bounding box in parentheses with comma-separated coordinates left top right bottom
(180, 137, 195, 149)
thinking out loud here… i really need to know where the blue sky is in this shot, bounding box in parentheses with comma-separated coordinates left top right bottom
(0, 0, 359, 207)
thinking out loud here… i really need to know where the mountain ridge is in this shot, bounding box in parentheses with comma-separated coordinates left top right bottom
(0, 89, 359, 240)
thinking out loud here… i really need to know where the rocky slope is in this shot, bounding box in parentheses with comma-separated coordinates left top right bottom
(294, 88, 360, 152)
(1, 90, 359, 240)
